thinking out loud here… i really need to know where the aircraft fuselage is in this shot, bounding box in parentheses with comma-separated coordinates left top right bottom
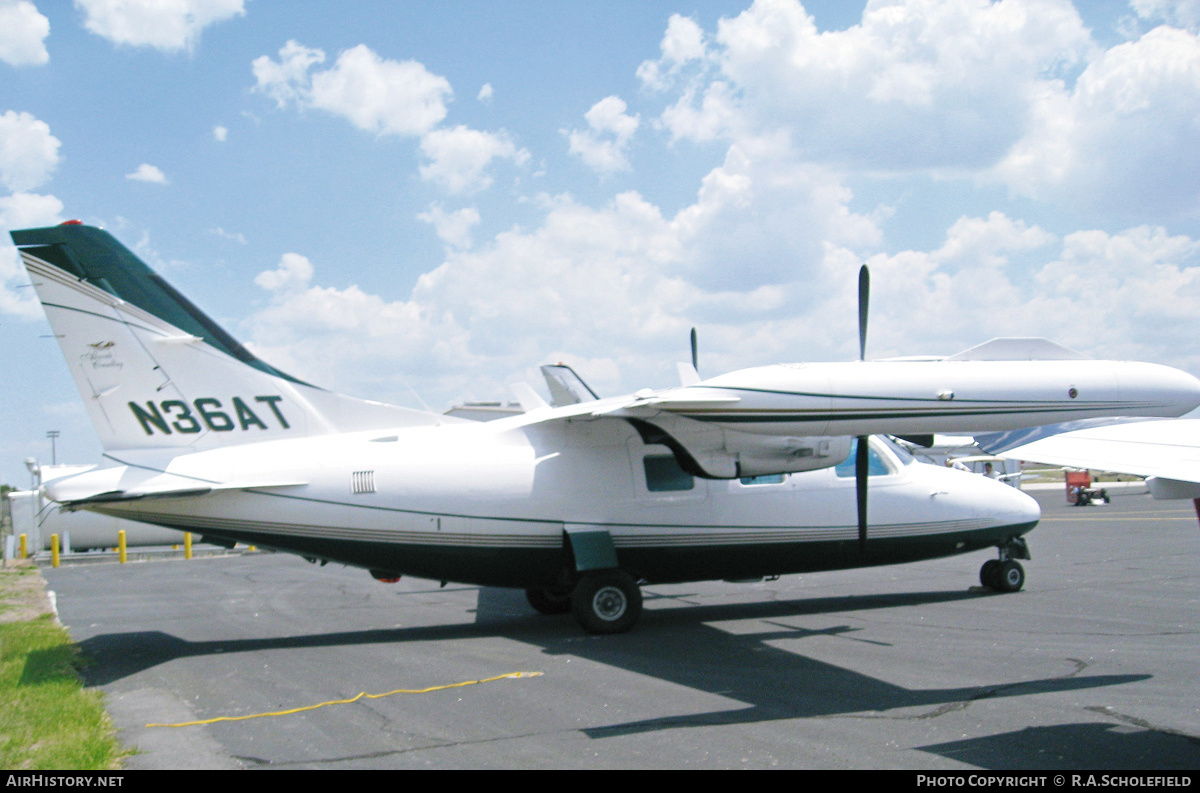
(62, 417, 1040, 588)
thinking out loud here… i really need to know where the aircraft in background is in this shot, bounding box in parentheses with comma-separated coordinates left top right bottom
(12, 222, 1200, 633)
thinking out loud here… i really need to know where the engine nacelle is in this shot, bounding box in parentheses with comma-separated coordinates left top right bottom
(635, 413, 851, 479)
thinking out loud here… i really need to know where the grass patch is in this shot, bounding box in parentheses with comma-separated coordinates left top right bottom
(0, 565, 126, 769)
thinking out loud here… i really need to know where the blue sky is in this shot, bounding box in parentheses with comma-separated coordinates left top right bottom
(2, 0, 1199, 482)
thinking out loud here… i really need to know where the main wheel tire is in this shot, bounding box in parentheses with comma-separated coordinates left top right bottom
(980, 559, 1001, 589)
(570, 570, 643, 634)
(525, 587, 572, 615)
(994, 560, 1025, 592)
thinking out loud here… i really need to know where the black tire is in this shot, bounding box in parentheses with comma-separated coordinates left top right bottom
(570, 570, 643, 634)
(980, 559, 1001, 589)
(525, 587, 572, 615)
(994, 560, 1025, 592)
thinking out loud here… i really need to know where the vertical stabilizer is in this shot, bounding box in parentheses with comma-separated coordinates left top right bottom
(12, 223, 447, 452)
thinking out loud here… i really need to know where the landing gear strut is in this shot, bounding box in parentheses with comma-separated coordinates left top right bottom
(979, 537, 1030, 593)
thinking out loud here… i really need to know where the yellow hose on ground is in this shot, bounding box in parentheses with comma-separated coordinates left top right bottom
(146, 671, 543, 728)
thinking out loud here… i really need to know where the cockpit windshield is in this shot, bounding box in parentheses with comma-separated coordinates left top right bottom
(834, 437, 892, 477)
(879, 435, 916, 466)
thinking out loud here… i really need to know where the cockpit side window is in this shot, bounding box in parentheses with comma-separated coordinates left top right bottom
(879, 435, 916, 466)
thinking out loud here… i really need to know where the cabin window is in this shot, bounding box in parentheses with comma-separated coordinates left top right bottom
(644, 454, 694, 492)
(739, 474, 786, 485)
(834, 439, 891, 478)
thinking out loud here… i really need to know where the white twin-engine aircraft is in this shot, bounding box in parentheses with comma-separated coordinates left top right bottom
(13, 223, 1200, 633)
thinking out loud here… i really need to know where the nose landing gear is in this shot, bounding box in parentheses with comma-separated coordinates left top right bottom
(980, 537, 1030, 592)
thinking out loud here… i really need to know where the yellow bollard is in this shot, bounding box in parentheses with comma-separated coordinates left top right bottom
(50, 534, 59, 568)
(19, 534, 26, 560)
(184, 532, 192, 559)
(118, 530, 127, 563)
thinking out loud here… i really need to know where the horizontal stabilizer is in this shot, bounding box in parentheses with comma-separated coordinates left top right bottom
(541, 364, 600, 406)
(46, 463, 307, 507)
(59, 479, 309, 507)
(510, 382, 549, 412)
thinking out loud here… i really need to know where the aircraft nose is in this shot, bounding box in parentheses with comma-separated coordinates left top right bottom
(983, 478, 1040, 528)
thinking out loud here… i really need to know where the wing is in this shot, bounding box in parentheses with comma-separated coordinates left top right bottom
(982, 418, 1200, 497)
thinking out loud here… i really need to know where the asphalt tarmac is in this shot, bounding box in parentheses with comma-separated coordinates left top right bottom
(42, 487, 1200, 769)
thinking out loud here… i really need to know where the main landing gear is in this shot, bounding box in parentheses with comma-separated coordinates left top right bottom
(979, 537, 1031, 593)
(526, 569, 644, 634)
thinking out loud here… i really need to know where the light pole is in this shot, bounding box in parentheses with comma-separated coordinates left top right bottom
(46, 430, 59, 466)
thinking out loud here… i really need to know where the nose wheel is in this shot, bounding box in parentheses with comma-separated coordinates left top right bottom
(980, 537, 1029, 592)
(980, 559, 1025, 591)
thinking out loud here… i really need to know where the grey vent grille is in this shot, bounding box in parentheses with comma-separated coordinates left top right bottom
(351, 470, 376, 494)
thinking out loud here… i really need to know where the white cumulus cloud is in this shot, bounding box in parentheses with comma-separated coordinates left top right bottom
(75, 0, 245, 52)
(637, 14, 709, 90)
(991, 24, 1200, 219)
(419, 125, 528, 194)
(0, 109, 61, 320)
(0, 1, 50, 66)
(240, 150, 884, 402)
(417, 204, 481, 249)
(0, 193, 62, 322)
(254, 41, 452, 137)
(213, 125, 227, 141)
(0, 110, 60, 192)
(660, 0, 1093, 170)
(255, 252, 314, 292)
(567, 96, 640, 174)
(125, 163, 168, 183)
(0, 191, 63, 228)
(1134, 0, 1200, 30)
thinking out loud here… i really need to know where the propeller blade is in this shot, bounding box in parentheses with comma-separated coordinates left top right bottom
(856, 435, 869, 556)
(858, 264, 870, 362)
(690, 327, 698, 373)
